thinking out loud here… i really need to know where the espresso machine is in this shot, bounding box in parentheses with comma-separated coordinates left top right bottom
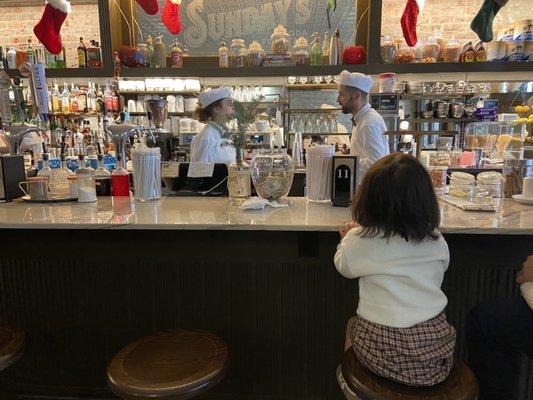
(145, 98, 173, 162)
(1, 125, 42, 201)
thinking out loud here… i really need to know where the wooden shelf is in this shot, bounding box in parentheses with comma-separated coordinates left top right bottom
(118, 63, 533, 78)
(6, 68, 111, 79)
(4, 62, 531, 80)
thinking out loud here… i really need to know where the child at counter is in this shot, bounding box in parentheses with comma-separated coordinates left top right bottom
(334, 153, 456, 387)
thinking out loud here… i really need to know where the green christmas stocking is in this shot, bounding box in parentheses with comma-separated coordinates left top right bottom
(471, 0, 510, 42)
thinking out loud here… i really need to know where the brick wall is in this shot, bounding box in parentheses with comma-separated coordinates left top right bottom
(381, 0, 530, 44)
(0, 3, 101, 68)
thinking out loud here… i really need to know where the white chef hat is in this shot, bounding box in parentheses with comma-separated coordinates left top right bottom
(337, 70, 373, 93)
(198, 87, 232, 108)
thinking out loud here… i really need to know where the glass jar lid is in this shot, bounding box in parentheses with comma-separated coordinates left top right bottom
(271, 24, 289, 39)
(450, 171, 475, 183)
(477, 171, 502, 183)
(248, 41, 265, 53)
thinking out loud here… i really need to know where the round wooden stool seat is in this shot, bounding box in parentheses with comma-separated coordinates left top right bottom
(107, 330, 229, 400)
(0, 326, 25, 372)
(340, 349, 478, 400)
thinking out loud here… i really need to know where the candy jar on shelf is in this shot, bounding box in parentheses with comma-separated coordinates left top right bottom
(291, 37, 310, 66)
(271, 25, 290, 55)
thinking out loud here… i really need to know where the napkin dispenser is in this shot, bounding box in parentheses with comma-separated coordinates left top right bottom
(332, 155, 357, 207)
(0, 155, 26, 201)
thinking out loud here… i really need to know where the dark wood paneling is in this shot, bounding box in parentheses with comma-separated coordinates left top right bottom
(0, 230, 530, 399)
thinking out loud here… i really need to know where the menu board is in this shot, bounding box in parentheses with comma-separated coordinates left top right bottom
(137, 0, 356, 54)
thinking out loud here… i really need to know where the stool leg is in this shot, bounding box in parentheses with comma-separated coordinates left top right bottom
(336, 365, 363, 400)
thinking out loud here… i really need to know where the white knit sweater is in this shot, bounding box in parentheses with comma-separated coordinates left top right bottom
(334, 228, 450, 328)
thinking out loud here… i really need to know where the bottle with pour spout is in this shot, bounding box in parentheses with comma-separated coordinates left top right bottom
(329, 28, 344, 66)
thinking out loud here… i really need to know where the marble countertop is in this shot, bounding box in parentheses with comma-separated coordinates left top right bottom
(0, 197, 531, 234)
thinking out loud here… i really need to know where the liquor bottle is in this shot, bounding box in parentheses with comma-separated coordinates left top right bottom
(55, 46, 67, 68)
(37, 153, 52, 179)
(218, 41, 229, 68)
(16, 44, 27, 68)
(77, 37, 87, 68)
(66, 147, 79, 172)
(35, 42, 46, 65)
(329, 28, 343, 66)
(322, 32, 330, 65)
(6, 47, 16, 69)
(111, 83, 119, 112)
(154, 34, 167, 68)
(310, 32, 323, 66)
(51, 80, 61, 113)
(70, 83, 81, 113)
(0, 47, 5, 70)
(45, 49, 56, 68)
(26, 39, 36, 64)
(95, 154, 112, 196)
(77, 84, 88, 113)
(103, 81, 113, 112)
(86, 81, 96, 113)
(61, 82, 70, 113)
(95, 42, 103, 67)
(146, 35, 154, 67)
(111, 154, 130, 196)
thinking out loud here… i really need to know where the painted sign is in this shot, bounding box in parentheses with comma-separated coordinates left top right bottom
(137, 0, 356, 54)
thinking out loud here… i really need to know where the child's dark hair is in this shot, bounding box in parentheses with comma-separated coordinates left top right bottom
(352, 153, 440, 243)
(195, 99, 224, 122)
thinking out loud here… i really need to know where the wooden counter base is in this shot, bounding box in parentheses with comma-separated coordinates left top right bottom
(0, 229, 531, 400)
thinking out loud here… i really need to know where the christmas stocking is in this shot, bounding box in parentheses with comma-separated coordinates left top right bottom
(33, 0, 72, 55)
(135, 0, 159, 16)
(471, 0, 509, 42)
(400, 0, 425, 47)
(162, 0, 182, 35)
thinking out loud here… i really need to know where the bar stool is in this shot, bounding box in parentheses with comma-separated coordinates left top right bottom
(0, 326, 25, 372)
(339, 349, 479, 400)
(107, 330, 229, 400)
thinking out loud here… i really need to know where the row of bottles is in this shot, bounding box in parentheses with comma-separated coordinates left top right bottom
(0, 38, 102, 70)
(120, 35, 187, 68)
(49, 80, 119, 114)
(37, 149, 129, 201)
(77, 37, 103, 68)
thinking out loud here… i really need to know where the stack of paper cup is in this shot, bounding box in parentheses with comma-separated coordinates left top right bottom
(306, 145, 335, 202)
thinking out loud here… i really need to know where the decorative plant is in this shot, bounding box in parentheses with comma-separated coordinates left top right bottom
(220, 96, 264, 166)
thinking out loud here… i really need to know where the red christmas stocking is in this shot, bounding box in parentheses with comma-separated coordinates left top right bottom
(33, 0, 72, 55)
(135, 0, 159, 16)
(400, 0, 425, 47)
(162, 0, 182, 35)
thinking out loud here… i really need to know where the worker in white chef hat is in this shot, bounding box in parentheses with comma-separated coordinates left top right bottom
(190, 87, 236, 164)
(337, 70, 390, 185)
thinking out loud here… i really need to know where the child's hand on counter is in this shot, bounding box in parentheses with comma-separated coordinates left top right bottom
(339, 220, 358, 240)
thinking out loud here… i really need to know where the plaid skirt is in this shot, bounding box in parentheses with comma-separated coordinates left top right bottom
(349, 313, 456, 386)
